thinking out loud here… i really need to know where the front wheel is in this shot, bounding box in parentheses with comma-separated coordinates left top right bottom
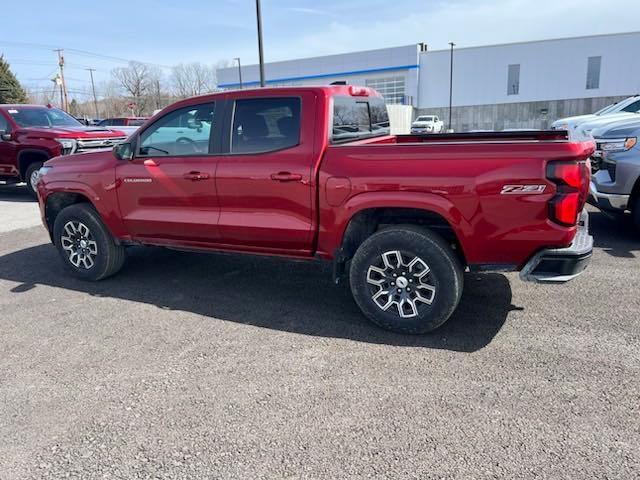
(53, 204, 126, 281)
(349, 227, 463, 334)
(632, 196, 640, 233)
(24, 162, 43, 199)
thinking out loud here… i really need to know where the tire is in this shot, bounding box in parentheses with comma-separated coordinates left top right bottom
(53, 203, 126, 281)
(24, 162, 43, 199)
(349, 226, 463, 334)
(632, 196, 640, 233)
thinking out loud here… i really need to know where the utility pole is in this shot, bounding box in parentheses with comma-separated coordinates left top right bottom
(54, 49, 69, 111)
(255, 0, 265, 87)
(448, 42, 455, 132)
(86, 68, 99, 119)
(234, 57, 243, 89)
(155, 79, 161, 110)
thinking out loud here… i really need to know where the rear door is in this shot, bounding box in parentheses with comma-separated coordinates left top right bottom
(115, 102, 221, 244)
(214, 93, 317, 253)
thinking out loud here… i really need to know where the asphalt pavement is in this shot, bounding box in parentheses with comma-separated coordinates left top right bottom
(0, 184, 638, 479)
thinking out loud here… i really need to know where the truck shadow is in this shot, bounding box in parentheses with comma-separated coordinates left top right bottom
(589, 209, 639, 258)
(0, 184, 33, 202)
(0, 244, 515, 352)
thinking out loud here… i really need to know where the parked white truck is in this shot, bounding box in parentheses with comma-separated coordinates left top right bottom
(411, 115, 444, 134)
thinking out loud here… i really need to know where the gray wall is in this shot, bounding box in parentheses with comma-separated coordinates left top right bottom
(418, 95, 629, 131)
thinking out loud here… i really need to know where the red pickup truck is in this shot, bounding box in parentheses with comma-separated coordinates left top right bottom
(0, 104, 127, 197)
(36, 85, 594, 334)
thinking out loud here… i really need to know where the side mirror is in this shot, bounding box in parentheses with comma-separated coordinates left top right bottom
(0, 131, 12, 141)
(113, 142, 133, 161)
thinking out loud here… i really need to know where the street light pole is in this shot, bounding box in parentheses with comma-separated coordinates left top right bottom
(255, 0, 266, 87)
(234, 57, 243, 89)
(448, 42, 455, 132)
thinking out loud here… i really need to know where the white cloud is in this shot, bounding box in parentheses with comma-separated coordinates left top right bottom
(266, 0, 640, 60)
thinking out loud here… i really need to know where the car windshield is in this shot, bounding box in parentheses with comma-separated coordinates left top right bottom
(6, 107, 82, 128)
(128, 119, 146, 126)
(594, 103, 616, 115)
(417, 116, 433, 121)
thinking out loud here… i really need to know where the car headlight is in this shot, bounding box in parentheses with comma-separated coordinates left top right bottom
(601, 137, 637, 153)
(55, 138, 77, 155)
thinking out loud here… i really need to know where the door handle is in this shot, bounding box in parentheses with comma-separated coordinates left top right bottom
(270, 172, 302, 182)
(183, 171, 210, 181)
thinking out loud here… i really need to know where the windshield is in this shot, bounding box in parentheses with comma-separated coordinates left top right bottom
(128, 119, 146, 126)
(416, 116, 433, 122)
(6, 107, 82, 128)
(595, 103, 617, 115)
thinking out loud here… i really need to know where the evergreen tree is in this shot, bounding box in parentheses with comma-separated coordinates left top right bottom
(0, 55, 28, 104)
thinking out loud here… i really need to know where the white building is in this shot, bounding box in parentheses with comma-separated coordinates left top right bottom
(217, 31, 640, 130)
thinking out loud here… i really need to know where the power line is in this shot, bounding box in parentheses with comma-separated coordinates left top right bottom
(0, 40, 172, 69)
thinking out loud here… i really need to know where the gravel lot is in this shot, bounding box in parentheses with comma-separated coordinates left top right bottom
(0, 184, 639, 479)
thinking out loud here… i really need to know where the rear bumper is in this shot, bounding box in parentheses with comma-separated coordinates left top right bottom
(519, 210, 593, 283)
(588, 181, 629, 212)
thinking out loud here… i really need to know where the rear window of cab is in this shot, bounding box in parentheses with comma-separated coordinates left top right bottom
(331, 96, 390, 143)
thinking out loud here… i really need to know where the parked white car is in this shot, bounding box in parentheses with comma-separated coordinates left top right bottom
(551, 95, 640, 134)
(411, 115, 444, 134)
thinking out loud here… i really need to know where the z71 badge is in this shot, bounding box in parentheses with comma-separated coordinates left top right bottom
(500, 184, 546, 194)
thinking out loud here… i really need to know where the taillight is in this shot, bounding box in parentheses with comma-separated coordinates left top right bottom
(546, 160, 590, 227)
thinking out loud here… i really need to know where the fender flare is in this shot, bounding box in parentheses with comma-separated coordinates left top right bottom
(326, 190, 474, 259)
(42, 180, 128, 240)
(17, 148, 50, 179)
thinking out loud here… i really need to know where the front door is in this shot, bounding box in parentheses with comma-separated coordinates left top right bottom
(0, 112, 17, 178)
(215, 94, 317, 254)
(115, 102, 220, 244)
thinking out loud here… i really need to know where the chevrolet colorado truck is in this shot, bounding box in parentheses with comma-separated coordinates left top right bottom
(0, 104, 127, 197)
(36, 86, 594, 334)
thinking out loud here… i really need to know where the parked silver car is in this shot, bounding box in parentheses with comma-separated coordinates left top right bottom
(588, 117, 640, 229)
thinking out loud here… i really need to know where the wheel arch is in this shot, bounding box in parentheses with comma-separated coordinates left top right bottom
(45, 191, 98, 240)
(331, 199, 470, 283)
(17, 149, 50, 180)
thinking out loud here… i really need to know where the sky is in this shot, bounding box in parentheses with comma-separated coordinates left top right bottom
(2, 0, 639, 101)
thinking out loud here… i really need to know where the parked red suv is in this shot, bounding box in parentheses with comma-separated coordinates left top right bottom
(0, 104, 127, 197)
(36, 86, 594, 333)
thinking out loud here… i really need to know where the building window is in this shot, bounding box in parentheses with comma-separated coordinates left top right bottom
(586, 56, 601, 89)
(365, 76, 406, 104)
(507, 64, 520, 95)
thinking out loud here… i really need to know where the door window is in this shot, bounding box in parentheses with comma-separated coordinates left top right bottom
(0, 113, 8, 132)
(138, 103, 215, 156)
(231, 97, 301, 154)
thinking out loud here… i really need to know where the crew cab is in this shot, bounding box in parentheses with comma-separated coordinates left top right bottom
(411, 115, 444, 134)
(0, 105, 127, 197)
(36, 86, 594, 334)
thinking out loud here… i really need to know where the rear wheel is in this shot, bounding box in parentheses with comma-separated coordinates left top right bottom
(24, 162, 43, 199)
(349, 227, 463, 334)
(53, 204, 126, 281)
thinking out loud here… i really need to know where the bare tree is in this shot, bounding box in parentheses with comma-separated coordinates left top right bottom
(111, 61, 163, 115)
(171, 62, 216, 98)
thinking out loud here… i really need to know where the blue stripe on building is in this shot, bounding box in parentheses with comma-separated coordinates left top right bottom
(218, 64, 419, 88)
